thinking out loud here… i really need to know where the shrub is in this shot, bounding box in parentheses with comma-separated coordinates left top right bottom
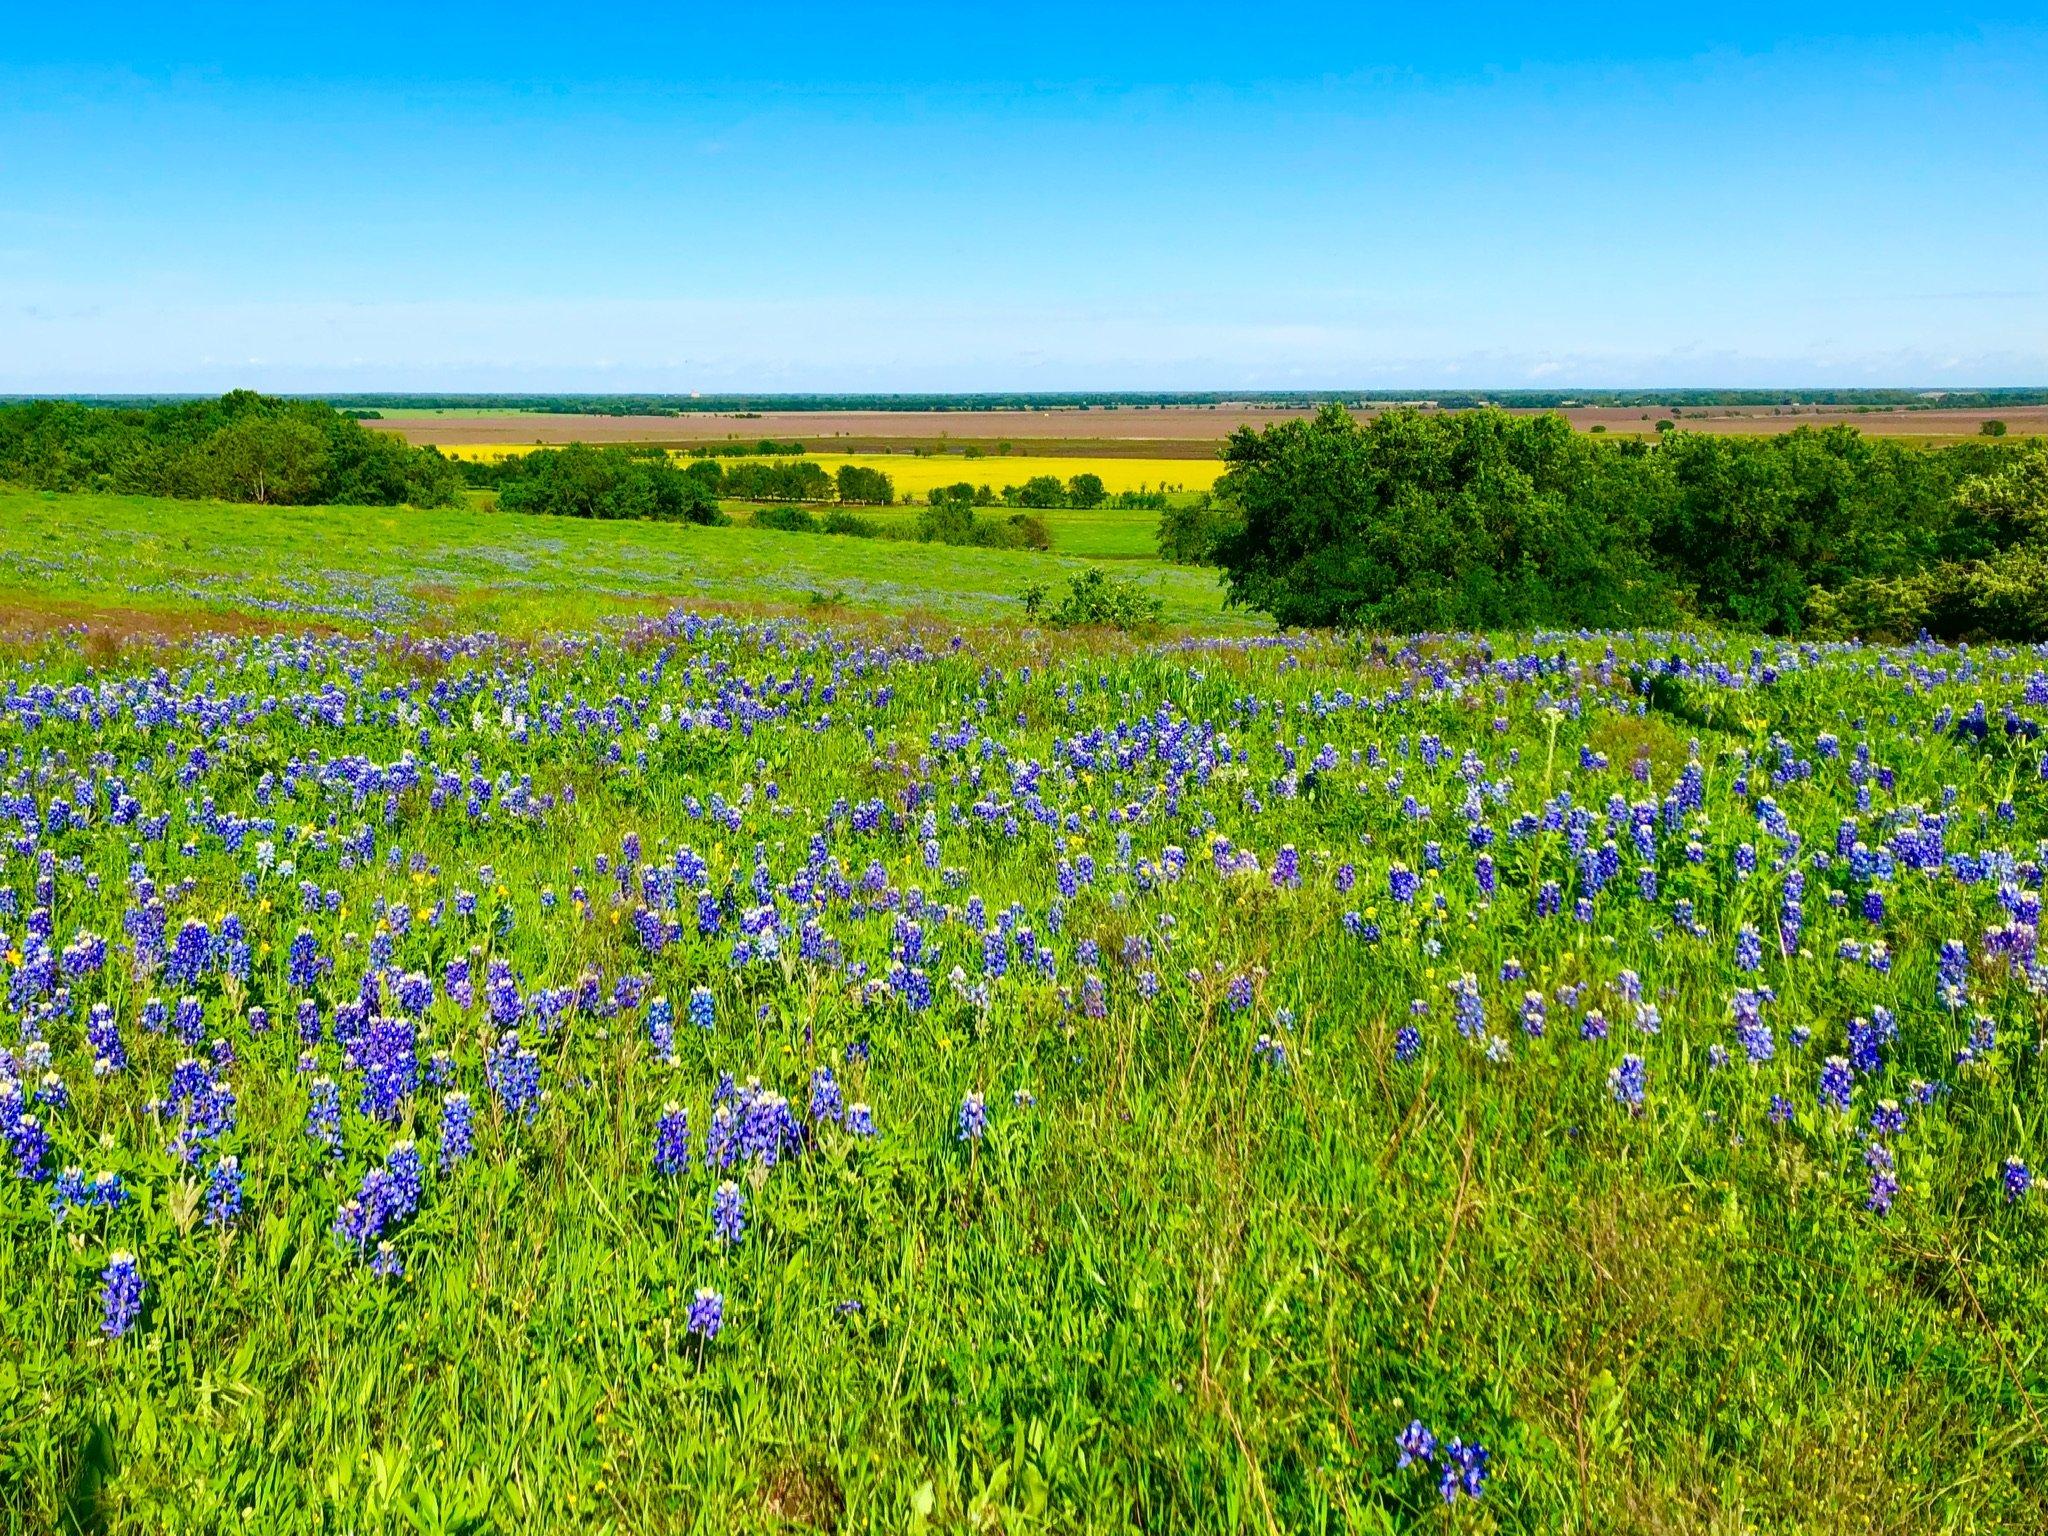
(1020, 569, 1165, 631)
(915, 504, 1049, 550)
(1155, 493, 1239, 566)
(752, 506, 820, 533)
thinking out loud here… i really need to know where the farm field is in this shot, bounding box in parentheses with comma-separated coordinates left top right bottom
(372, 403, 2048, 454)
(441, 448, 1224, 500)
(0, 487, 2044, 1531)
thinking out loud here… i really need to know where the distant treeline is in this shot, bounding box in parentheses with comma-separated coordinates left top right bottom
(455, 452, 1161, 512)
(0, 392, 460, 505)
(928, 476, 1168, 510)
(683, 439, 806, 457)
(23, 389, 2048, 415)
(1188, 406, 2048, 640)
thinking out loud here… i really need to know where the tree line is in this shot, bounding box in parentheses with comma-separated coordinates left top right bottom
(0, 393, 461, 506)
(1180, 405, 2048, 640)
(188, 387, 2048, 414)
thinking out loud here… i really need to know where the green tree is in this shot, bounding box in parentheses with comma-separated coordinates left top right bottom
(496, 444, 722, 523)
(1213, 404, 1664, 631)
(834, 464, 895, 504)
(1014, 475, 1066, 508)
(205, 415, 330, 504)
(1065, 472, 1106, 508)
(1154, 493, 1238, 565)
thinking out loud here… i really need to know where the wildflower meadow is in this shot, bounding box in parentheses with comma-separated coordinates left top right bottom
(1, 597, 2044, 1530)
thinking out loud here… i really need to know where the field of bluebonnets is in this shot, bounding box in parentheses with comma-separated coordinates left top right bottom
(1, 525, 2046, 1531)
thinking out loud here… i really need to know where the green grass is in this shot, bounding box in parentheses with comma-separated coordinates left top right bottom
(0, 489, 2043, 1533)
(0, 488, 1244, 635)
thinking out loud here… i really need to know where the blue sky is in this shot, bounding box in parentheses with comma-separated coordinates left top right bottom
(3, 4, 2044, 392)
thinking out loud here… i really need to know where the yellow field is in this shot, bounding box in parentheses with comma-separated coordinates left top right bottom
(436, 446, 1223, 495)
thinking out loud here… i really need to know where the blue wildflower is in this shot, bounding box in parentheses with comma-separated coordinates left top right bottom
(100, 1252, 144, 1339)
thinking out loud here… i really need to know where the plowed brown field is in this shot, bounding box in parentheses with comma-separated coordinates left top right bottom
(374, 403, 2048, 457)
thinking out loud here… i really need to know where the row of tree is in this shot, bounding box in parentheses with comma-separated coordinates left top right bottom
(0, 392, 462, 505)
(486, 445, 724, 523)
(1186, 406, 2048, 640)
(930, 474, 1113, 509)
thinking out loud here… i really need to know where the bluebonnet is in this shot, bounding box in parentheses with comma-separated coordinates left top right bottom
(1395, 1420, 1435, 1468)
(2004, 1157, 2032, 1204)
(687, 986, 716, 1032)
(440, 1092, 474, 1172)
(204, 1155, 244, 1228)
(687, 1286, 724, 1341)
(1439, 1440, 1489, 1503)
(1448, 976, 1484, 1041)
(305, 1076, 343, 1158)
(1937, 939, 1970, 1006)
(1734, 925, 1763, 973)
(1609, 1054, 1646, 1107)
(1818, 1056, 1855, 1113)
(101, 1252, 144, 1339)
(646, 995, 675, 1058)
(808, 1067, 843, 1124)
(957, 1091, 987, 1142)
(385, 1142, 423, 1222)
(1865, 1143, 1898, 1215)
(487, 1032, 543, 1121)
(653, 1103, 690, 1175)
(711, 1180, 745, 1244)
(9, 1111, 50, 1180)
(86, 1004, 126, 1075)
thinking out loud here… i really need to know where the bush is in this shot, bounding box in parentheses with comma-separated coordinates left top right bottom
(1020, 569, 1165, 631)
(1155, 493, 1239, 565)
(822, 510, 877, 537)
(915, 504, 1050, 550)
(752, 506, 820, 533)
